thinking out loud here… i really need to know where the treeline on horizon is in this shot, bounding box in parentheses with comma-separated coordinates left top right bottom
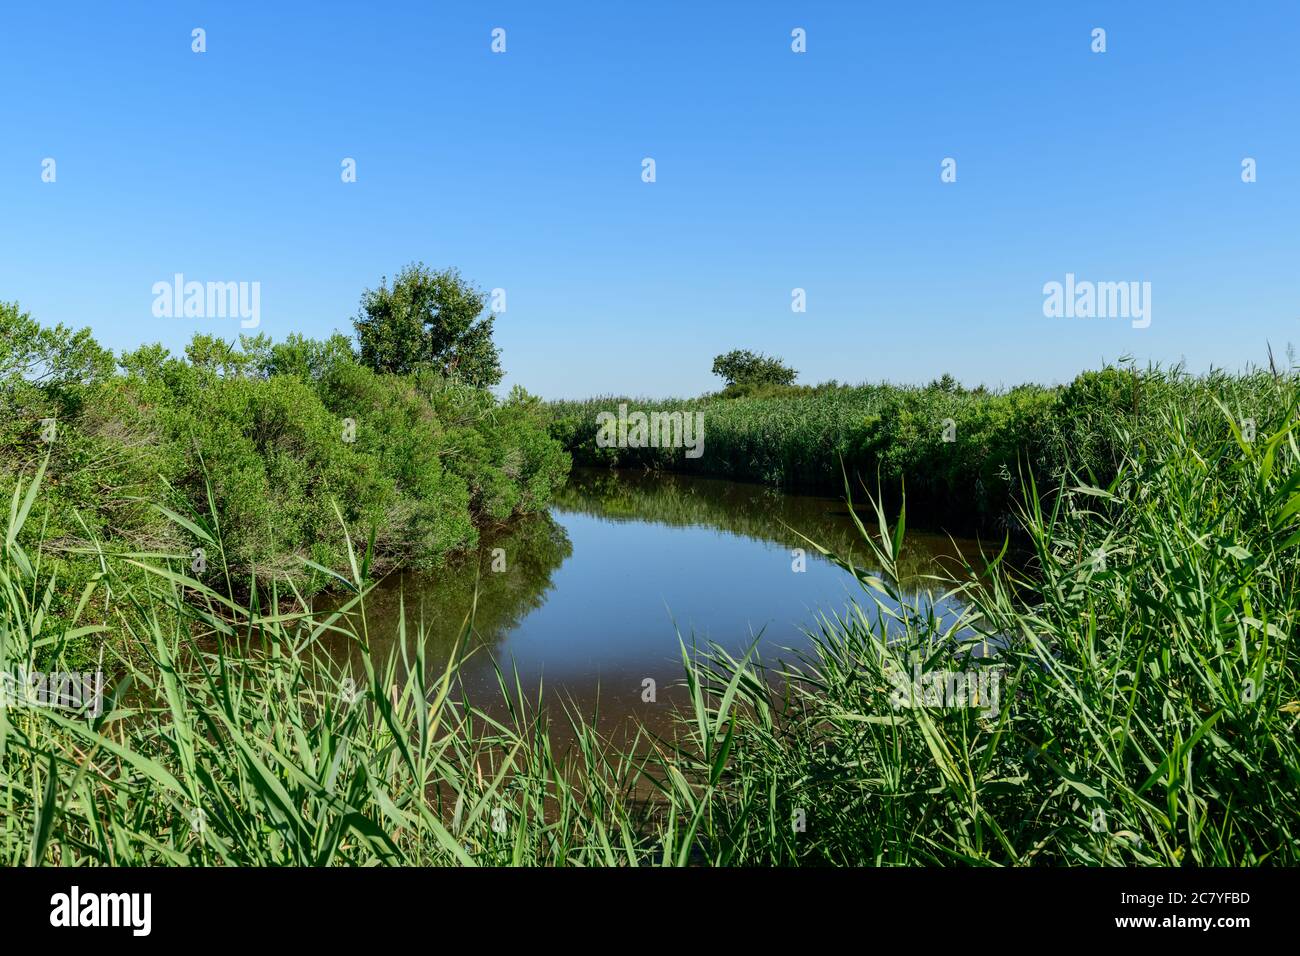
(549, 355, 1296, 534)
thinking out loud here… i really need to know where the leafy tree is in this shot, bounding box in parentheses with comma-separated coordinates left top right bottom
(710, 349, 797, 388)
(0, 301, 114, 390)
(353, 264, 503, 387)
(185, 334, 254, 377)
(239, 332, 357, 381)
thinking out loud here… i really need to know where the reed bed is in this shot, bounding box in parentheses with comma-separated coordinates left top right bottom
(548, 365, 1288, 532)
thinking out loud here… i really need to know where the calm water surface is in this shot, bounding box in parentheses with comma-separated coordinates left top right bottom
(320, 469, 987, 738)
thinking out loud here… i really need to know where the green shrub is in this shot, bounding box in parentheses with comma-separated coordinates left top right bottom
(0, 308, 570, 664)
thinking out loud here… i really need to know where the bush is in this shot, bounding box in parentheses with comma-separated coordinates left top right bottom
(0, 309, 570, 664)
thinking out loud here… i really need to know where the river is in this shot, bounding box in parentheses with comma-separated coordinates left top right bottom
(317, 468, 987, 740)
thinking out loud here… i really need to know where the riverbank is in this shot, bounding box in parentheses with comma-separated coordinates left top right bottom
(0, 306, 570, 668)
(547, 366, 1286, 533)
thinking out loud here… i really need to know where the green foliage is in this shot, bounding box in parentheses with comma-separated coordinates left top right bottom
(0, 307, 569, 664)
(677, 377, 1300, 863)
(0, 301, 115, 391)
(930, 372, 960, 393)
(3, 367, 1296, 865)
(710, 349, 798, 388)
(549, 364, 1291, 533)
(353, 264, 503, 387)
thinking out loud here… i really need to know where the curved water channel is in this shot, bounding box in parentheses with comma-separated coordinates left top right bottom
(319, 468, 989, 739)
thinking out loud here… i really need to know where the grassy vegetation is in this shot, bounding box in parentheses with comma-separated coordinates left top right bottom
(3, 366, 1296, 865)
(548, 366, 1287, 533)
(0, 303, 570, 667)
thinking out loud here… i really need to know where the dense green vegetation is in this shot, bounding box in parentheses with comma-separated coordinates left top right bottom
(548, 366, 1285, 531)
(0, 298, 569, 666)
(3, 366, 1296, 865)
(353, 263, 504, 387)
(710, 348, 798, 393)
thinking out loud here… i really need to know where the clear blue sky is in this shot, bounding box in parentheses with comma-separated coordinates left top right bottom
(2, 1, 1297, 397)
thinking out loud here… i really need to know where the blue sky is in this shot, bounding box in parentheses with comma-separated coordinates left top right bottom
(2, 1, 1297, 397)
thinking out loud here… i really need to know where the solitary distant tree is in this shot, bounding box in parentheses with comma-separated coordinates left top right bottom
(353, 264, 503, 387)
(710, 349, 797, 388)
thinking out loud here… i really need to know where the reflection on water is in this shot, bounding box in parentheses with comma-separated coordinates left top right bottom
(318, 468, 989, 739)
(554, 468, 982, 586)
